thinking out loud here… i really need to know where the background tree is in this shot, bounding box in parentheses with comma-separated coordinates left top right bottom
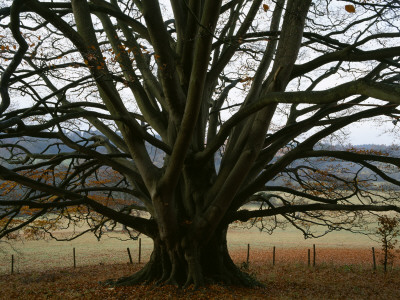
(1, 0, 400, 287)
(376, 215, 399, 272)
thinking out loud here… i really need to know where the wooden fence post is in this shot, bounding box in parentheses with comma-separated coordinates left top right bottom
(313, 244, 316, 267)
(372, 247, 376, 271)
(308, 249, 310, 267)
(138, 238, 142, 264)
(73, 248, 76, 268)
(11, 254, 14, 274)
(127, 247, 133, 264)
(246, 244, 250, 265)
(273, 246, 276, 266)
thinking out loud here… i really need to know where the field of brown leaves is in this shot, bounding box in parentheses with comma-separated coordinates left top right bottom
(1, 248, 400, 299)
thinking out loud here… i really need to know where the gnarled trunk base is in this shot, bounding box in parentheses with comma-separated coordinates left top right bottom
(104, 228, 262, 288)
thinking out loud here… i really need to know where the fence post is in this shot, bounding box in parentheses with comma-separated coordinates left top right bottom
(246, 244, 250, 265)
(127, 247, 133, 264)
(308, 249, 310, 267)
(372, 247, 376, 271)
(73, 248, 76, 268)
(138, 238, 142, 264)
(313, 244, 316, 267)
(273, 246, 276, 266)
(11, 254, 14, 274)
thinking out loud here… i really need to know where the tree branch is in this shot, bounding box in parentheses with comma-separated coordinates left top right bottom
(229, 204, 400, 223)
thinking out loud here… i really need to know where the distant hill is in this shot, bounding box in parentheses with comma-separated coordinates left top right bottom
(1, 134, 399, 189)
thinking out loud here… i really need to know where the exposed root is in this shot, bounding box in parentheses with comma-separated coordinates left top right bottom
(102, 229, 264, 288)
(103, 260, 263, 288)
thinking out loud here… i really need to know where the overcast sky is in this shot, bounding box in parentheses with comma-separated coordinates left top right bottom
(348, 122, 397, 145)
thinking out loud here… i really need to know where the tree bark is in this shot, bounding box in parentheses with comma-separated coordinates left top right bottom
(105, 226, 262, 288)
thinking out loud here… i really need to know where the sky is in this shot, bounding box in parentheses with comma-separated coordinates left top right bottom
(2, 1, 398, 147)
(349, 123, 397, 145)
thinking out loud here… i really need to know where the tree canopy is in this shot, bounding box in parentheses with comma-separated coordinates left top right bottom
(1, 0, 400, 287)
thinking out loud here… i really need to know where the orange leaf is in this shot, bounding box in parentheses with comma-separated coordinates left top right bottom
(263, 4, 269, 11)
(345, 5, 355, 13)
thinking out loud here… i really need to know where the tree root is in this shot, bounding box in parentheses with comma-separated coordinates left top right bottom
(102, 259, 263, 288)
(102, 229, 264, 288)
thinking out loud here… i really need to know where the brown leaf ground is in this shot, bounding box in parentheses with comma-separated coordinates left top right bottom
(1, 248, 400, 299)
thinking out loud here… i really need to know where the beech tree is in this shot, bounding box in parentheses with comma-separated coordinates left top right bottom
(1, 0, 400, 287)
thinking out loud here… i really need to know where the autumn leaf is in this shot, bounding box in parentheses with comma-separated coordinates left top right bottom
(87, 53, 96, 61)
(345, 5, 355, 13)
(263, 4, 269, 12)
(240, 76, 253, 83)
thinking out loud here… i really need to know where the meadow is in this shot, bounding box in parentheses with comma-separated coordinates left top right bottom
(0, 224, 378, 275)
(1, 223, 400, 299)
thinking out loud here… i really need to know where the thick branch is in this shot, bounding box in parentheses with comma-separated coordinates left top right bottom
(162, 0, 223, 190)
(0, 199, 85, 208)
(291, 46, 400, 78)
(230, 204, 400, 223)
(0, 0, 28, 115)
(195, 79, 400, 163)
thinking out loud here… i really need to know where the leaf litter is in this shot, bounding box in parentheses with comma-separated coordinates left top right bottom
(1, 248, 400, 299)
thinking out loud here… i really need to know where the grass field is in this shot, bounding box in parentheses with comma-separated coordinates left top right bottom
(1, 248, 399, 299)
(1, 224, 399, 299)
(0, 224, 378, 275)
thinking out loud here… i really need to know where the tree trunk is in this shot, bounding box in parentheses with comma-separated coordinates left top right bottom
(105, 226, 262, 288)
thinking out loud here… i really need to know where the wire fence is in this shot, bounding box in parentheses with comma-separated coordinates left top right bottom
(1, 238, 397, 275)
(0, 236, 154, 275)
(1, 225, 397, 275)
